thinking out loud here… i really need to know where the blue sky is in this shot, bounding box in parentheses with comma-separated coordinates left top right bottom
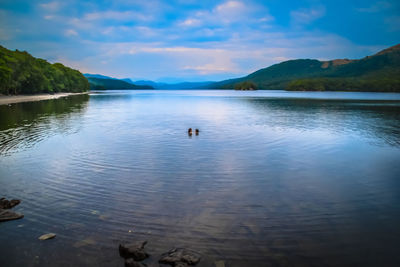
(0, 0, 399, 82)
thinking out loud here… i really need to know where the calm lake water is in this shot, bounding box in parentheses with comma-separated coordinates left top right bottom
(1, 90, 400, 267)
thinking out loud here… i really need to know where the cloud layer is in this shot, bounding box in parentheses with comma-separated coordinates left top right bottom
(0, 0, 399, 81)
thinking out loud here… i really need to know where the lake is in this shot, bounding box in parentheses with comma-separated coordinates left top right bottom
(1, 90, 400, 267)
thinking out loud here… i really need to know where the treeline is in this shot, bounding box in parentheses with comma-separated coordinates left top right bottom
(87, 77, 153, 90)
(287, 70, 400, 92)
(234, 81, 258, 90)
(0, 45, 89, 95)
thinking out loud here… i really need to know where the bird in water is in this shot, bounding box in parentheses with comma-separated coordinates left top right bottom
(188, 128, 193, 136)
(195, 129, 199, 135)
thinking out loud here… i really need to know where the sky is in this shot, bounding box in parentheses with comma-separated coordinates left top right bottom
(0, 0, 399, 82)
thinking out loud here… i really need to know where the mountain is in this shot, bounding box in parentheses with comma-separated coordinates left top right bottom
(87, 77, 153, 90)
(0, 45, 89, 95)
(83, 73, 114, 79)
(84, 74, 153, 90)
(209, 43, 400, 92)
(160, 81, 214, 89)
(84, 74, 211, 90)
(134, 80, 214, 89)
(121, 78, 135, 84)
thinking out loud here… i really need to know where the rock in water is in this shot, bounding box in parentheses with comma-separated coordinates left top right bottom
(0, 209, 24, 222)
(0, 198, 23, 222)
(39, 233, 56, 240)
(0, 198, 21, 209)
(125, 258, 147, 267)
(119, 241, 149, 261)
(159, 248, 201, 266)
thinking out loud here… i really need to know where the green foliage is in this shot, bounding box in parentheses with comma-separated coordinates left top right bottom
(234, 81, 258, 90)
(87, 77, 154, 90)
(211, 44, 400, 92)
(0, 45, 89, 95)
(286, 74, 400, 92)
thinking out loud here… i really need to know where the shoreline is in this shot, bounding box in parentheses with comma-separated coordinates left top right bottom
(0, 92, 89, 106)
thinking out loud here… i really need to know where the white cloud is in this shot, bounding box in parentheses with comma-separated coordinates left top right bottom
(291, 6, 326, 26)
(83, 10, 153, 22)
(272, 56, 290, 62)
(68, 17, 93, 30)
(259, 16, 274, 23)
(183, 64, 236, 74)
(40, 1, 61, 12)
(214, 0, 246, 23)
(65, 10, 156, 36)
(357, 1, 391, 13)
(179, 18, 202, 27)
(135, 26, 159, 37)
(64, 29, 78, 37)
(178, 0, 273, 28)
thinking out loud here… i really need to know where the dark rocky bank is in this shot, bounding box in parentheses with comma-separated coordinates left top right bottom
(119, 241, 201, 267)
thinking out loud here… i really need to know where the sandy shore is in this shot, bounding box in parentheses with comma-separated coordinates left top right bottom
(0, 92, 89, 106)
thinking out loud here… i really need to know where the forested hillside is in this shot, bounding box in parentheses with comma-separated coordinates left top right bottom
(0, 45, 89, 95)
(210, 44, 400, 92)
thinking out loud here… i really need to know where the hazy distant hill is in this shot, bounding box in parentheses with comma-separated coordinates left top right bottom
(84, 74, 212, 90)
(83, 73, 113, 79)
(83, 74, 153, 90)
(210, 44, 400, 92)
(134, 80, 214, 89)
(86, 77, 153, 90)
(121, 78, 135, 84)
(134, 80, 163, 88)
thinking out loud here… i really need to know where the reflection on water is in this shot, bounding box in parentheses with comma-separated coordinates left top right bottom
(0, 94, 89, 155)
(0, 91, 400, 267)
(244, 98, 400, 146)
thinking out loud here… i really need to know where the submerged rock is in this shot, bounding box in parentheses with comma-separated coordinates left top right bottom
(39, 233, 56, 240)
(125, 258, 147, 267)
(0, 198, 23, 222)
(119, 241, 149, 261)
(73, 237, 97, 248)
(159, 248, 201, 266)
(0, 198, 21, 209)
(0, 209, 24, 222)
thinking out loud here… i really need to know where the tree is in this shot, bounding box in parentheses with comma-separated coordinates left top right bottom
(234, 81, 258, 90)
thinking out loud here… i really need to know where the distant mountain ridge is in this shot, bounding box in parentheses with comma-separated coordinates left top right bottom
(84, 74, 214, 89)
(135, 80, 214, 89)
(83, 73, 114, 79)
(209, 43, 400, 92)
(83, 74, 153, 90)
(86, 77, 153, 90)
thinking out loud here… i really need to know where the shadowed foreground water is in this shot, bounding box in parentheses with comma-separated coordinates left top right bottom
(1, 90, 400, 267)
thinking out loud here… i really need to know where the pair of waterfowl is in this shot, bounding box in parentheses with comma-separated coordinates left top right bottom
(188, 128, 199, 136)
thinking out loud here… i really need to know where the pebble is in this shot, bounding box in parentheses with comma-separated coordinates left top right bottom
(39, 233, 56, 240)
